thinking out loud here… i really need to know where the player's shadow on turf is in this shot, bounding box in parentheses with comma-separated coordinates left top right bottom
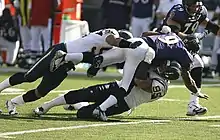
(0, 113, 125, 122)
(112, 115, 220, 123)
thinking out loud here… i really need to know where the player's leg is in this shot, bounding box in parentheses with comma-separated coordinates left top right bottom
(41, 26, 50, 51)
(210, 36, 220, 77)
(6, 63, 70, 115)
(30, 26, 42, 53)
(87, 47, 126, 77)
(34, 82, 115, 115)
(0, 45, 56, 93)
(5, 40, 19, 65)
(50, 50, 94, 72)
(187, 54, 207, 116)
(131, 17, 142, 37)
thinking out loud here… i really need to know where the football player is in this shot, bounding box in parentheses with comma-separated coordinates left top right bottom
(0, 28, 137, 115)
(160, 0, 220, 116)
(86, 28, 208, 119)
(34, 60, 179, 121)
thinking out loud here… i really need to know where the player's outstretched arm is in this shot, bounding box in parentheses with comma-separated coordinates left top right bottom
(181, 69, 209, 99)
(200, 18, 220, 36)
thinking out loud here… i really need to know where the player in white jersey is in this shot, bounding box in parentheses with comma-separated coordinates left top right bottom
(83, 27, 209, 119)
(0, 28, 136, 115)
(34, 60, 173, 121)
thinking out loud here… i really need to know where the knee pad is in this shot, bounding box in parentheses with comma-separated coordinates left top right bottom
(190, 67, 203, 88)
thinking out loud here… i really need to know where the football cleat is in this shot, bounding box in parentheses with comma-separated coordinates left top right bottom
(6, 100, 18, 115)
(87, 66, 100, 77)
(50, 50, 67, 72)
(33, 106, 49, 116)
(186, 103, 208, 116)
(92, 107, 108, 121)
(93, 55, 103, 68)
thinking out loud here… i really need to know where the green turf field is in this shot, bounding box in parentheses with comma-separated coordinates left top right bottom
(0, 73, 220, 140)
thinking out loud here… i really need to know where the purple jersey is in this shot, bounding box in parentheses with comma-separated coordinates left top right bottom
(142, 33, 193, 70)
(163, 4, 208, 34)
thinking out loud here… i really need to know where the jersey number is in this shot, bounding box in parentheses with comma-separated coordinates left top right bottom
(158, 35, 179, 45)
(151, 86, 162, 99)
(183, 21, 200, 33)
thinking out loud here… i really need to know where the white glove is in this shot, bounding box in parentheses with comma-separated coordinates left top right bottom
(194, 30, 209, 41)
(192, 92, 209, 100)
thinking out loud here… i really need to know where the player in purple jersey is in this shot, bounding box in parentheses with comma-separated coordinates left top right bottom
(87, 28, 208, 119)
(158, 0, 220, 116)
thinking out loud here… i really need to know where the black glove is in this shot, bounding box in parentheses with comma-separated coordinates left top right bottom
(183, 35, 200, 54)
(87, 66, 100, 77)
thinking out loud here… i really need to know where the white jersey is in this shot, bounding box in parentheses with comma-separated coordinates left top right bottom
(123, 70, 168, 109)
(65, 28, 119, 54)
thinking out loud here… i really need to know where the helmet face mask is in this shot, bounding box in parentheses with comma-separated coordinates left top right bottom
(158, 60, 181, 80)
(182, 0, 203, 16)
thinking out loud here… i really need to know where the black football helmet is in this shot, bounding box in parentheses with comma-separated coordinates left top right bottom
(118, 30, 133, 40)
(162, 61, 182, 80)
(182, 0, 203, 16)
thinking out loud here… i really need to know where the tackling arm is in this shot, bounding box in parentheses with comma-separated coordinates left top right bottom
(181, 68, 209, 99)
(200, 18, 220, 36)
(105, 34, 133, 48)
(181, 69, 198, 93)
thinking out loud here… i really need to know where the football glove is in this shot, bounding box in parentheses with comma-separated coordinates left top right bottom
(183, 34, 200, 54)
(192, 91, 209, 100)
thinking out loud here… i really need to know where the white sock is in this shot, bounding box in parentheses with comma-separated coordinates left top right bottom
(0, 78, 12, 92)
(99, 95, 117, 111)
(65, 53, 83, 65)
(190, 88, 201, 105)
(42, 95, 67, 110)
(11, 95, 25, 105)
(73, 102, 89, 110)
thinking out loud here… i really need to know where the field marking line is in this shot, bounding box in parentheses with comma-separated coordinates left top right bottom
(0, 120, 170, 138)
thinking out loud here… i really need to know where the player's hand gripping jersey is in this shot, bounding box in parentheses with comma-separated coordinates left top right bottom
(163, 4, 208, 34)
(142, 33, 193, 70)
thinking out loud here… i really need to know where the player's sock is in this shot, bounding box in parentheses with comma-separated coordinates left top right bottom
(42, 95, 67, 110)
(82, 52, 95, 64)
(0, 78, 11, 92)
(190, 67, 202, 105)
(11, 95, 25, 105)
(99, 95, 117, 111)
(189, 89, 200, 105)
(65, 53, 83, 64)
(0, 73, 26, 92)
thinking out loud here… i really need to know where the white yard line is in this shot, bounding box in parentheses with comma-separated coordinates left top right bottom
(0, 120, 170, 139)
(1, 115, 220, 139)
